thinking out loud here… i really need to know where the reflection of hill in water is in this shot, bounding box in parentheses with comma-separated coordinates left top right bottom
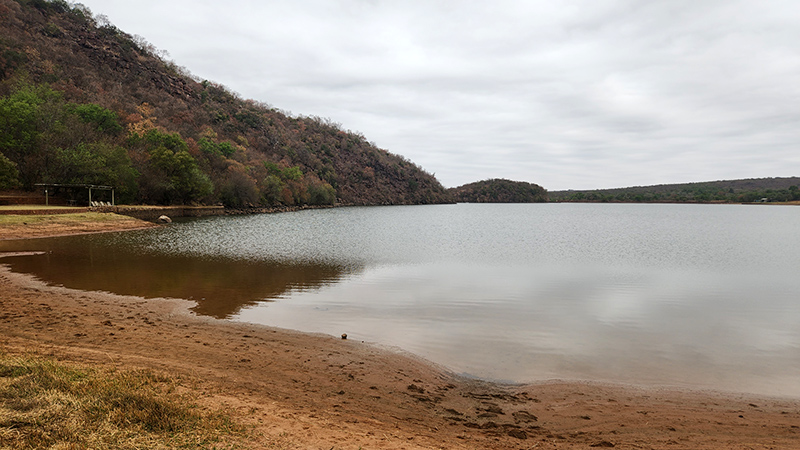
(0, 238, 356, 319)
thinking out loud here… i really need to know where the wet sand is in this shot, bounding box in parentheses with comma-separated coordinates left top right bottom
(1, 223, 799, 448)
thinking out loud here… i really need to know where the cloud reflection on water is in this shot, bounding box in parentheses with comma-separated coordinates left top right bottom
(2, 204, 800, 397)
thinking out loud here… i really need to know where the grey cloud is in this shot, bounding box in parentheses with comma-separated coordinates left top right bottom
(85, 0, 800, 190)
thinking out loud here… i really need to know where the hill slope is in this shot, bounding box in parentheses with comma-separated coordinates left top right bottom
(449, 179, 547, 203)
(0, 0, 449, 206)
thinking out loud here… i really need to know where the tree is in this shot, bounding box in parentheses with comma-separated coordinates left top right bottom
(127, 103, 158, 137)
(306, 179, 336, 205)
(218, 163, 259, 207)
(0, 152, 20, 190)
(131, 129, 212, 204)
(67, 103, 122, 134)
(259, 162, 319, 205)
(148, 145, 212, 204)
(53, 143, 138, 201)
(261, 174, 283, 205)
(198, 137, 237, 158)
(0, 82, 62, 187)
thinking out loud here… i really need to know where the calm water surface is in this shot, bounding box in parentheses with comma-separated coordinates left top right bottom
(2, 203, 800, 396)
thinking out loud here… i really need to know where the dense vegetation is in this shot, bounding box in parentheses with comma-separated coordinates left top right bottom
(0, 0, 449, 206)
(448, 178, 548, 203)
(549, 177, 800, 203)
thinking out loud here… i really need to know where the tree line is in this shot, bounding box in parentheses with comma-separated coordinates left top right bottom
(0, 81, 337, 206)
(551, 181, 800, 204)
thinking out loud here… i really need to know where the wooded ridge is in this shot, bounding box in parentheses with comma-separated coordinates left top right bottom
(448, 178, 547, 203)
(549, 177, 800, 203)
(0, 0, 449, 207)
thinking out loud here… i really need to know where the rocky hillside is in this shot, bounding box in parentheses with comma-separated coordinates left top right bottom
(0, 0, 449, 206)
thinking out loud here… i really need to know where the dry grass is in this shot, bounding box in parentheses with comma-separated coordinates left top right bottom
(0, 354, 245, 449)
(0, 212, 139, 227)
(0, 206, 85, 211)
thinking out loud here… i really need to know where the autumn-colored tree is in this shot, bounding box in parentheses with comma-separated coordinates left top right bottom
(306, 178, 336, 205)
(127, 103, 157, 137)
(218, 162, 259, 207)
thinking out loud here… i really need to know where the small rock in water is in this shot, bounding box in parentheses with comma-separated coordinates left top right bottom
(341, 333, 347, 340)
(157, 215, 172, 224)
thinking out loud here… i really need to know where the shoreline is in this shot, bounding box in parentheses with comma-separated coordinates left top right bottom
(2, 267, 800, 447)
(2, 227, 800, 447)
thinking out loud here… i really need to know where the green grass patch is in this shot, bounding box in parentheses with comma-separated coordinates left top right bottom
(0, 354, 244, 449)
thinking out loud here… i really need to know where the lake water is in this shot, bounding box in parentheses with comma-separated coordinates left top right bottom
(2, 203, 800, 396)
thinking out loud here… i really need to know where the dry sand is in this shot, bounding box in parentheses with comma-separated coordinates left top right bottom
(1, 220, 799, 449)
(0, 212, 159, 240)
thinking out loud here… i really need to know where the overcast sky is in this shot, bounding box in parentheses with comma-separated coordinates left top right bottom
(79, 0, 800, 190)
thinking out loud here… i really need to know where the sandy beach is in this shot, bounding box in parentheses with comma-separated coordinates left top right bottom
(0, 211, 160, 240)
(1, 219, 799, 449)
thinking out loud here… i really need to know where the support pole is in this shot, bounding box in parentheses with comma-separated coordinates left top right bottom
(88, 187, 92, 206)
(112, 189, 115, 206)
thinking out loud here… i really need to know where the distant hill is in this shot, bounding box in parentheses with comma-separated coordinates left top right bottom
(449, 179, 547, 203)
(549, 177, 800, 203)
(0, 0, 449, 206)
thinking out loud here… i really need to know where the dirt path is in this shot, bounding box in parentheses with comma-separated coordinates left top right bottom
(1, 261, 799, 449)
